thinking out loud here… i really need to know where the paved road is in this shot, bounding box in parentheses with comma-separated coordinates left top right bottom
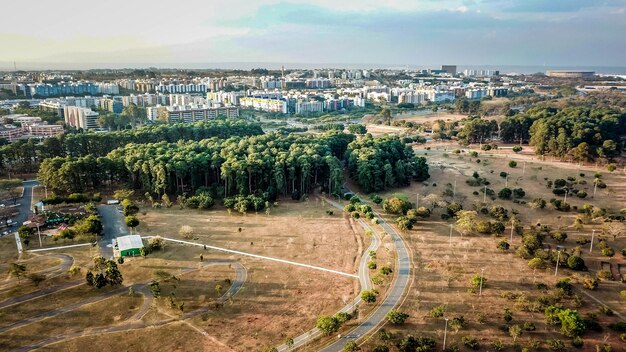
(275, 216, 380, 352)
(14, 180, 37, 227)
(97, 204, 129, 259)
(320, 199, 412, 352)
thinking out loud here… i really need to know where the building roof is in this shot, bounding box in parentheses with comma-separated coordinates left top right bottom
(117, 235, 143, 251)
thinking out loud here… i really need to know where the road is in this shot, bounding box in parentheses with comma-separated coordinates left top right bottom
(97, 204, 129, 259)
(320, 198, 412, 352)
(14, 180, 37, 227)
(275, 216, 380, 352)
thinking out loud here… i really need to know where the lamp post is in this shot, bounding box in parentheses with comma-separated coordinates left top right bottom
(443, 318, 449, 351)
(589, 229, 595, 253)
(483, 185, 487, 203)
(554, 250, 561, 276)
(449, 224, 453, 247)
(37, 224, 42, 248)
(510, 223, 514, 242)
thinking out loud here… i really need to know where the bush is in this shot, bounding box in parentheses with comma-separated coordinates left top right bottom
(582, 277, 599, 290)
(370, 194, 383, 204)
(513, 188, 526, 198)
(499, 171, 508, 178)
(462, 336, 479, 350)
(497, 240, 510, 250)
(509, 160, 517, 168)
(576, 191, 587, 198)
(429, 305, 446, 318)
(601, 247, 615, 257)
(498, 188, 512, 199)
(567, 256, 585, 271)
(386, 310, 409, 324)
(367, 261, 377, 270)
(383, 197, 412, 215)
(361, 289, 378, 303)
(552, 231, 567, 243)
(598, 270, 614, 280)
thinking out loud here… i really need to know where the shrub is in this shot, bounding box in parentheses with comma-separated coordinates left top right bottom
(576, 191, 587, 198)
(386, 310, 409, 324)
(513, 188, 526, 198)
(361, 289, 378, 303)
(497, 240, 510, 251)
(462, 336, 479, 350)
(367, 261, 377, 270)
(512, 145, 522, 153)
(552, 231, 568, 243)
(582, 277, 599, 290)
(383, 197, 412, 215)
(429, 305, 445, 318)
(498, 188, 512, 199)
(500, 171, 508, 178)
(597, 270, 614, 280)
(509, 160, 517, 168)
(567, 256, 585, 271)
(601, 247, 615, 257)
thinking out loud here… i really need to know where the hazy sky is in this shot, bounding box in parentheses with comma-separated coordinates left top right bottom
(1, 0, 625, 68)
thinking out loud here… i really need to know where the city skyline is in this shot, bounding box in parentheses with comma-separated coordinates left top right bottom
(1, 0, 626, 69)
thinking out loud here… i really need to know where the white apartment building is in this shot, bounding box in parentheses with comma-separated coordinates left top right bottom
(239, 97, 288, 114)
(294, 100, 324, 115)
(165, 105, 239, 123)
(63, 106, 99, 129)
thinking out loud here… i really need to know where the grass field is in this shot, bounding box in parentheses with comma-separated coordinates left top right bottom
(355, 146, 626, 351)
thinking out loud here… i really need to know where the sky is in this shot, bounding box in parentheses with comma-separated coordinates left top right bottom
(1, 0, 625, 69)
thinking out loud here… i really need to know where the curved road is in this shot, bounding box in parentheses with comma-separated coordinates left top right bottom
(275, 216, 380, 351)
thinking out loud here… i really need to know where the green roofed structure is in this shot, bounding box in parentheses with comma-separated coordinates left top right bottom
(115, 235, 144, 257)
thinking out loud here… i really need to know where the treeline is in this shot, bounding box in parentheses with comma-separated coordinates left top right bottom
(0, 120, 264, 174)
(38, 131, 355, 199)
(346, 136, 430, 193)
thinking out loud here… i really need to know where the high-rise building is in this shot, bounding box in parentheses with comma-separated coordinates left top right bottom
(63, 106, 99, 129)
(441, 65, 457, 75)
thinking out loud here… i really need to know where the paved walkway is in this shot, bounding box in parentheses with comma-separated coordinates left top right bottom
(142, 236, 358, 278)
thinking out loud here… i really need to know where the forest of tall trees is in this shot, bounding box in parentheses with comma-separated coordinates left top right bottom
(0, 120, 263, 174)
(38, 131, 355, 200)
(346, 135, 430, 193)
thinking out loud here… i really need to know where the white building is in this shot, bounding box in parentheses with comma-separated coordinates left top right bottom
(165, 105, 239, 123)
(63, 106, 99, 129)
(294, 100, 324, 115)
(240, 97, 288, 114)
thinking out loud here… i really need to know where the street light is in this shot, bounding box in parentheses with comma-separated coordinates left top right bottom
(449, 224, 453, 247)
(442, 318, 449, 351)
(36, 224, 42, 248)
(589, 229, 595, 253)
(554, 250, 561, 276)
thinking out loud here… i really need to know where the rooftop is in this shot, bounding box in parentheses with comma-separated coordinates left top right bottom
(116, 235, 143, 251)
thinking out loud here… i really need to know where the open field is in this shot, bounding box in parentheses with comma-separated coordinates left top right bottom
(133, 200, 363, 350)
(353, 146, 626, 351)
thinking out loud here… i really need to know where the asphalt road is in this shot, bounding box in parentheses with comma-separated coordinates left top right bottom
(97, 204, 129, 259)
(320, 201, 412, 352)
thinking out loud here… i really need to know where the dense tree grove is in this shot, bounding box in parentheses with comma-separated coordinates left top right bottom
(498, 105, 625, 160)
(346, 136, 430, 193)
(38, 131, 354, 199)
(0, 120, 263, 174)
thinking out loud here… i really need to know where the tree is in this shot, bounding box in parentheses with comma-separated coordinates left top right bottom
(498, 188, 512, 199)
(567, 256, 586, 271)
(285, 338, 294, 350)
(125, 215, 139, 229)
(316, 315, 341, 335)
(455, 211, 478, 235)
(343, 340, 360, 352)
(386, 310, 409, 324)
(470, 274, 487, 289)
(347, 124, 367, 135)
(8, 263, 27, 282)
(509, 325, 522, 343)
(0, 179, 22, 205)
(361, 289, 378, 303)
(383, 197, 412, 215)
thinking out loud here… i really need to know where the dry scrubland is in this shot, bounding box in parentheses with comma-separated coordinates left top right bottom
(357, 146, 626, 351)
(0, 200, 364, 351)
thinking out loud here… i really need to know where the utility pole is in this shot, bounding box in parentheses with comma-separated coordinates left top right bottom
(554, 250, 561, 276)
(483, 185, 487, 203)
(563, 191, 568, 203)
(589, 229, 595, 253)
(510, 224, 514, 242)
(416, 194, 419, 209)
(442, 318, 449, 351)
(522, 161, 526, 175)
(592, 179, 598, 198)
(37, 224, 42, 248)
(449, 224, 453, 247)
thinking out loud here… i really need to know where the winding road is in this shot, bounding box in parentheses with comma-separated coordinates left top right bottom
(320, 198, 412, 352)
